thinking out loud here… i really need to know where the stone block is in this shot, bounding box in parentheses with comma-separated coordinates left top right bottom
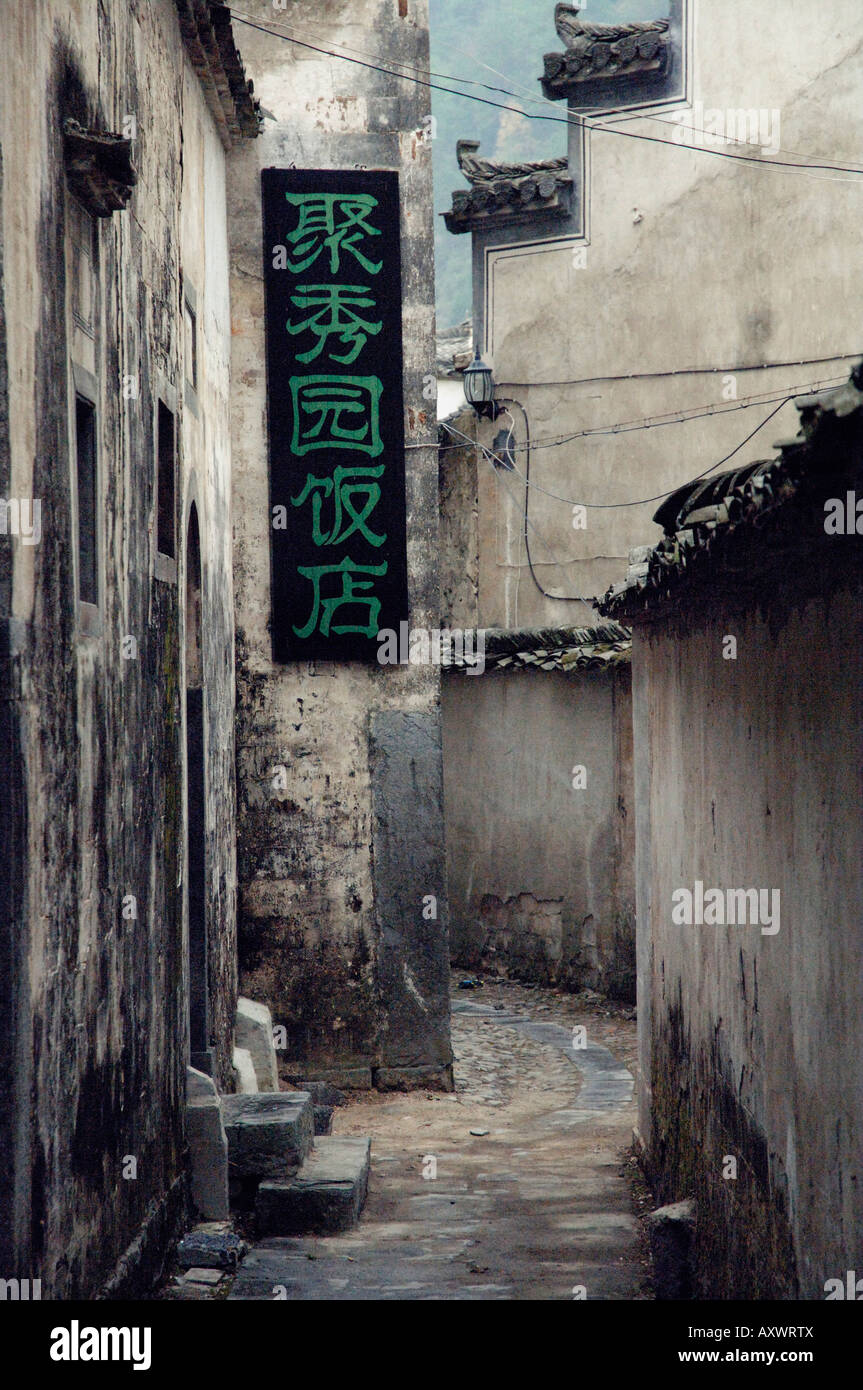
(232, 1046, 258, 1094)
(369, 712, 453, 1078)
(647, 1199, 696, 1299)
(314, 1104, 333, 1135)
(285, 1064, 373, 1090)
(222, 1091, 314, 1178)
(292, 1080, 347, 1107)
(185, 1067, 229, 1221)
(255, 1137, 371, 1236)
(236, 996, 279, 1092)
(186, 1066, 218, 1103)
(373, 1063, 454, 1092)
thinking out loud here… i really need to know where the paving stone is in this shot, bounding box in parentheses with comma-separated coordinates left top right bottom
(176, 1224, 248, 1271)
(231, 977, 648, 1302)
(181, 1267, 224, 1286)
(256, 1137, 371, 1236)
(222, 1091, 314, 1178)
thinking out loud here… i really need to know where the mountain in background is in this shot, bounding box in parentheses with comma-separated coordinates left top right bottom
(430, 0, 657, 332)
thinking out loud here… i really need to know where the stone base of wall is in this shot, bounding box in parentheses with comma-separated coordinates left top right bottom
(647, 988, 798, 1300)
(453, 895, 636, 1002)
(373, 1063, 454, 1092)
(97, 1174, 188, 1300)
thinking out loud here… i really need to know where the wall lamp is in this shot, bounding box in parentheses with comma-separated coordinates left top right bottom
(462, 349, 501, 420)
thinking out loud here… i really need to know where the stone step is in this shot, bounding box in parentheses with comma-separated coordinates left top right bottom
(255, 1136, 371, 1236)
(222, 1091, 314, 1180)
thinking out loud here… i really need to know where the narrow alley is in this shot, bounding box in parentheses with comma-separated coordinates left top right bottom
(170, 979, 650, 1301)
(1, 0, 860, 1363)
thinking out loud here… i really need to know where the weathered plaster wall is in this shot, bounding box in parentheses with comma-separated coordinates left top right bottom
(468, 0, 863, 626)
(439, 408, 634, 996)
(0, 0, 238, 1296)
(438, 406, 479, 630)
(633, 582, 863, 1298)
(177, 59, 239, 1086)
(442, 664, 634, 996)
(228, 0, 452, 1089)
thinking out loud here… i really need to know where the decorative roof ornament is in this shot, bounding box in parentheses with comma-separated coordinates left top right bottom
(455, 140, 569, 189)
(543, 6, 671, 100)
(62, 120, 137, 216)
(554, 5, 668, 49)
(444, 141, 573, 234)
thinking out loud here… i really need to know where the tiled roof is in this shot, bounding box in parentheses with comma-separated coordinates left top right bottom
(444, 141, 573, 234)
(542, 8, 670, 100)
(598, 366, 863, 620)
(175, 1, 261, 147)
(444, 623, 631, 673)
(436, 319, 473, 378)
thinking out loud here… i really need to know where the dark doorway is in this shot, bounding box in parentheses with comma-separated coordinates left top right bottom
(185, 504, 210, 1072)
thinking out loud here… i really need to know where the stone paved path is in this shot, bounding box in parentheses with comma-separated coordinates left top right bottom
(229, 978, 653, 1301)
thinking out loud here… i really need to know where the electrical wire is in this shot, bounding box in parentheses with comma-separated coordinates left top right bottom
(228, 11, 863, 178)
(443, 395, 792, 513)
(498, 396, 596, 602)
(496, 452, 600, 605)
(495, 351, 861, 391)
(431, 372, 846, 456)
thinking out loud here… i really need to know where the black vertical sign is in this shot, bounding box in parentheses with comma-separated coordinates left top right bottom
(262, 168, 409, 662)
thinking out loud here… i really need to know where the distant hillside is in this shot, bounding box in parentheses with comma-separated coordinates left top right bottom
(430, 0, 656, 330)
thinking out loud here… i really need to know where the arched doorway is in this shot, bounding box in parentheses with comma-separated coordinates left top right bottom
(185, 503, 210, 1072)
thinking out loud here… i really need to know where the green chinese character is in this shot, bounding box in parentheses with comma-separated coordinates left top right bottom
(293, 555, 388, 639)
(291, 464, 386, 547)
(290, 375, 383, 457)
(287, 283, 382, 365)
(284, 193, 383, 275)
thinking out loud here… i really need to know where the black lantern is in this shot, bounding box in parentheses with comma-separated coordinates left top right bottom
(462, 350, 499, 418)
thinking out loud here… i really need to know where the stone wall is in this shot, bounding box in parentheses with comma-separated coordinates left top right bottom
(0, 0, 240, 1297)
(227, 0, 452, 1090)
